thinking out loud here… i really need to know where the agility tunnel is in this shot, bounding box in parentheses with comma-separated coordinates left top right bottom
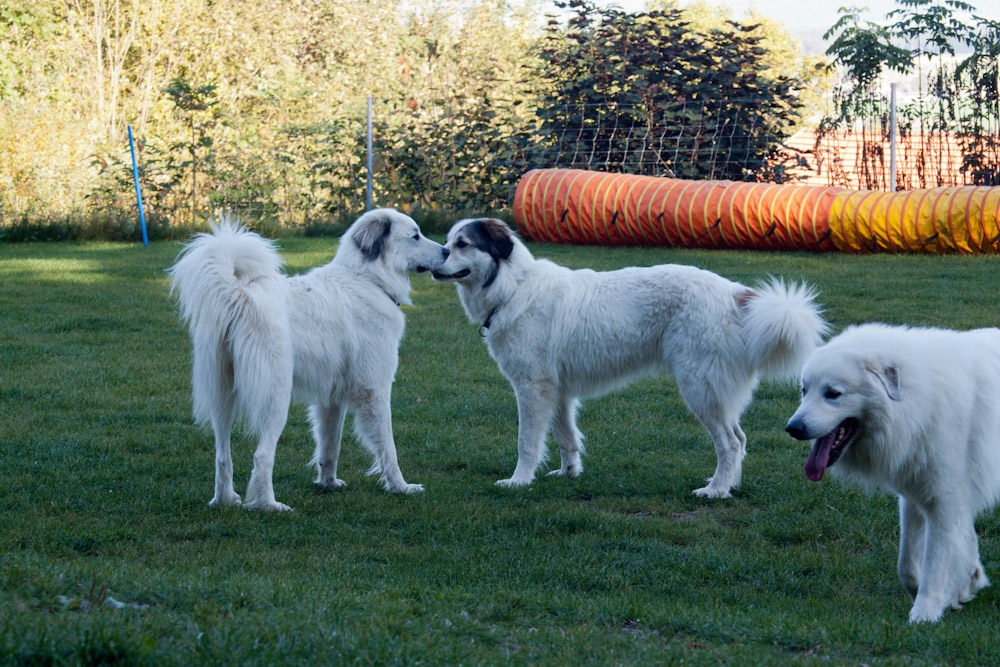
(512, 168, 1000, 254)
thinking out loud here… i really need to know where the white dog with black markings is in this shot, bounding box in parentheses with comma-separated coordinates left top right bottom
(169, 208, 448, 510)
(432, 218, 827, 498)
(785, 323, 1000, 623)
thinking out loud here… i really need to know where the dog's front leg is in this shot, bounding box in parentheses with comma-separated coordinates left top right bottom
(897, 495, 925, 599)
(909, 508, 974, 623)
(311, 401, 348, 491)
(548, 394, 584, 479)
(498, 380, 557, 487)
(353, 392, 423, 494)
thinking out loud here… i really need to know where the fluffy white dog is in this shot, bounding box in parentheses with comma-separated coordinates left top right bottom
(432, 218, 827, 498)
(168, 209, 448, 510)
(785, 323, 1000, 623)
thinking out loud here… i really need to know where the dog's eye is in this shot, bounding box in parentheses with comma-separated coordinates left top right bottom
(454, 239, 467, 249)
(412, 233, 420, 240)
(824, 389, 842, 400)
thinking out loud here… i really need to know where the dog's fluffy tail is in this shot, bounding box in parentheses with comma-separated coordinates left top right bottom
(741, 278, 828, 382)
(168, 220, 292, 430)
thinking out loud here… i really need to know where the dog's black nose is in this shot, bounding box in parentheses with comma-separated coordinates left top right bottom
(442, 247, 450, 259)
(785, 421, 807, 440)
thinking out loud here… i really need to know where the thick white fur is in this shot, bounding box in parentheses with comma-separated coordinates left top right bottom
(786, 323, 1000, 622)
(168, 208, 447, 510)
(433, 218, 828, 497)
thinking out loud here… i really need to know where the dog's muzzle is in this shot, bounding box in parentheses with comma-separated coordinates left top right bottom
(432, 268, 470, 281)
(785, 419, 808, 440)
(417, 247, 450, 273)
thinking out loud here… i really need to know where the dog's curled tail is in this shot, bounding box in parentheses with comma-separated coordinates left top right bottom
(168, 220, 291, 427)
(741, 278, 829, 382)
(168, 220, 285, 326)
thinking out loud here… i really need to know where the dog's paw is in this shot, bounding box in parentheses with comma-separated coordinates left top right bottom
(546, 465, 582, 479)
(208, 492, 242, 507)
(957, 566, 990, 605)
(244, 499, 293, 512)
(314, 478, 348, 492)
(692, 485, 731, 499)
(496, 477, 532, 488)
(388, 483, 424, 494)
(908, 601, 944, 624)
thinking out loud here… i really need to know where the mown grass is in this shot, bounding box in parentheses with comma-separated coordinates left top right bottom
(2, 237, 999, 665)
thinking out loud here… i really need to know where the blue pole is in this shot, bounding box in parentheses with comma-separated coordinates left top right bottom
(127, 125, 148, 246)
(366, 95, 373, 211)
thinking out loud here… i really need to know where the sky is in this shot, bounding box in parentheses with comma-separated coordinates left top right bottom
(597, 0, 990, 53)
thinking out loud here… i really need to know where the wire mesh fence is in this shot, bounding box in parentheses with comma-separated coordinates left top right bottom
(519, 99, 804, 180)
(360, 96, 808, 216)
(10, 92, 1000, 237)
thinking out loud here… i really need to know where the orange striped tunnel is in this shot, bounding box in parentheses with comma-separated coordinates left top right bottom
(512, 168, 1000, 254)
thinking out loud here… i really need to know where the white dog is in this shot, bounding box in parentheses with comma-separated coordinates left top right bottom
(168, 209, 448, 510)
(785, 323, 1000, 622)
(432, 218, 827, 498)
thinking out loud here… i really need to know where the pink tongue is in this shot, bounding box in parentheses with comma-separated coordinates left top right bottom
(804, 433, 835, 482)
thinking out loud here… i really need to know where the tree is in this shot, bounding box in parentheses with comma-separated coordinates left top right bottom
(367, 0, 542, 214)
(652, 0, 831, 122)
(163, 77, 219, 224)
(954, 16, 1000, 184)
(530, 0, 806, 182)
(820, 0, 999, 189)
(0, 0, 63, 101)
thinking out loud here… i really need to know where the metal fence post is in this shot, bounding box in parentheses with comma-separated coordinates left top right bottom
(366, 95, 373, 211)
(889, 83, 897, 192)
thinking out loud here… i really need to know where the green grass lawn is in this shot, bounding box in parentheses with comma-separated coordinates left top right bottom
(2, 237, 999, 664)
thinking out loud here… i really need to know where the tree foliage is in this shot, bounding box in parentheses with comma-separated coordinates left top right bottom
(531, 0, 808, 182)
(820, 0, 1000, 189)
(1, 0, 829, 235)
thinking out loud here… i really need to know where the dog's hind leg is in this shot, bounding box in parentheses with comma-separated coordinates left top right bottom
(956, 521, 989, 607)
(691, 419, 744, 499)
(353, 390, 423, 494)
(733, 423, 747, 458)
(232, 318, 294, 511)
(208, 391, 241, 507)
(498, 379, 558, 488)
(310, 401, 348, 491)
(548, 394, 584, 479)
(676, 370, 752, 498)
(243, 407, 292, 511)
(678, 394, 746, 498)
(240, 361, 293, 511)
(193, 339, 241, 507)
(897, 496, 926, 599)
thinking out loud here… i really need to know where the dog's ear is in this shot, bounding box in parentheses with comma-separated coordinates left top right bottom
(865, 362, 901, 401)
(352, 213, 393, 261)
(471, 219, 514, 261)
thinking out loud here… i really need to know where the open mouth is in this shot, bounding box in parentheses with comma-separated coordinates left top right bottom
(804, 418, 858, 482)
(431, 269, 470, 281)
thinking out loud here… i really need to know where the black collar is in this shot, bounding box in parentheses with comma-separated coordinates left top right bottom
(380, 286, 400, 307)
(479, 307, 498, 338)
